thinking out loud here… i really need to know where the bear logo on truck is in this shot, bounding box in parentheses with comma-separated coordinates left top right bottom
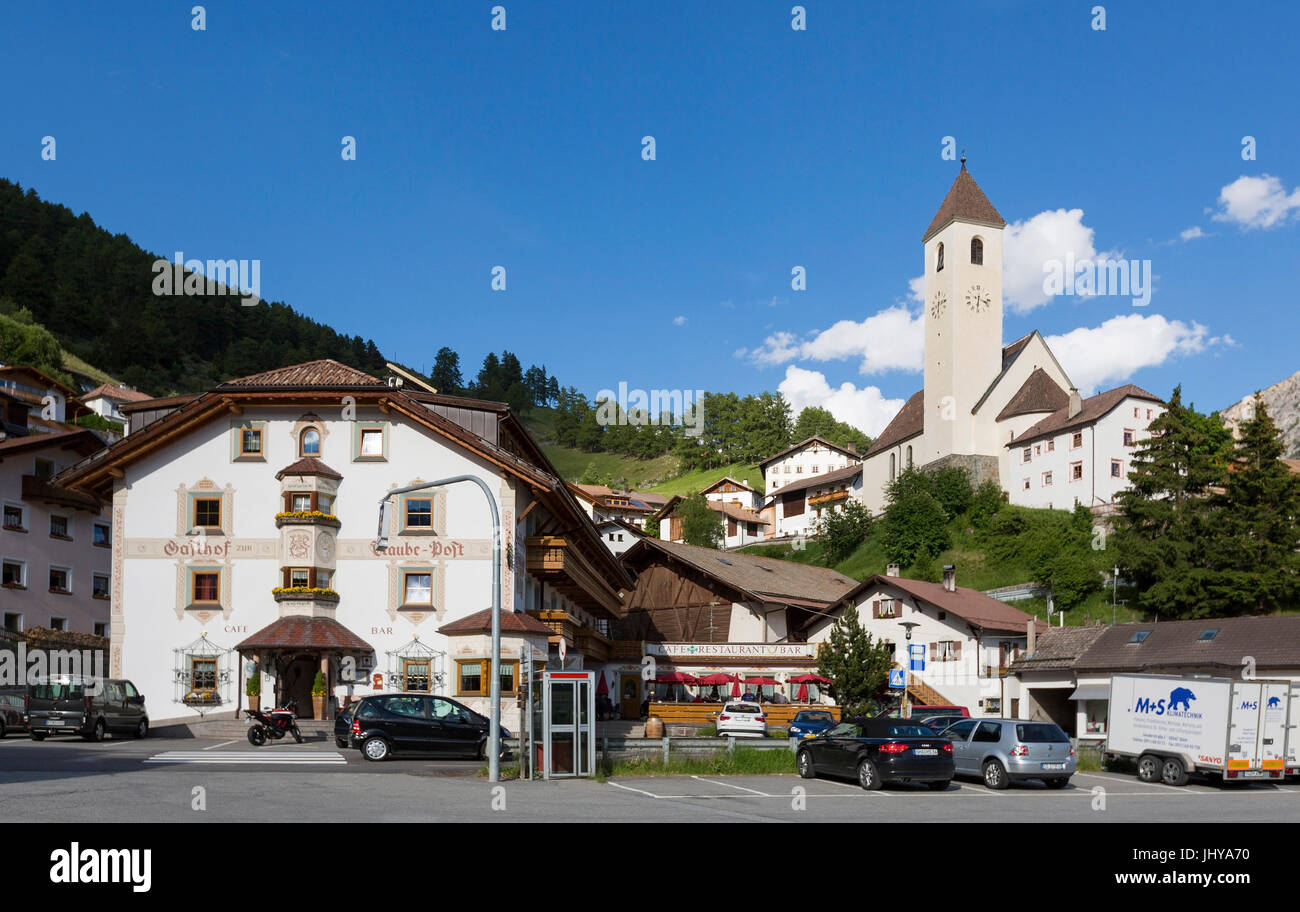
(1267, 696, 1282, 709)
(1169, 687, 1196, 711)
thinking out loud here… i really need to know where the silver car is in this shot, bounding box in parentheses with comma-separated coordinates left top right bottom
(942, 718, 1076, 789)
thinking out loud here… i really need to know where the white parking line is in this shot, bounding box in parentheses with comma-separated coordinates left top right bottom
(144, 750, 346, 765)
(606, 780, 663, 799)
(691, 776, 772, 797)
(203, 739, 240, 750)
(1073, 771, 1202, 794)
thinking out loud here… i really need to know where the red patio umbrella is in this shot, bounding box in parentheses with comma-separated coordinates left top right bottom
(743, 677, 780, 686)
(797, 683, 808, 701)
(731, 680, 741, 698)
(653, 672, 698, 684)
(595, 673, 609, 696)
(695, 673, 737, 685)
(788, 674, 831, 684)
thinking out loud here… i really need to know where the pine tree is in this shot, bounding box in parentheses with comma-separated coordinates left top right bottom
(1111, 386, 1234, 619)
(1207, 394, 1300, 614)
(815, 606, 893, 717)
(429, 347, 463, 394)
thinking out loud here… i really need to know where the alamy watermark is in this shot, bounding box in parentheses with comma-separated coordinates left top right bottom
(151, 251, 261, 306)
(1042, 253, 1151, 307)
(0, 644, 105, 691)
(594, 382, 705, 438)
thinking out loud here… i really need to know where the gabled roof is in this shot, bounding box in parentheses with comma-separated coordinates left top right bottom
(922, 161, 1006, 243)
(701, 476, 759, 495)
(841, 575, 1047, 636)
(0, 428, 105, 458)
(621, 537, 858, 607)
(995, 367, 1070, 422)
(219, 359, 383, 388)
(1072, 616, 1300, 673)
(1008, 625, 1109, 672)
(275, 457, 344, 481)
(81, 383, 152, 404)
(568, 483, 668, 512)
(0, 365, 80, 398)
(972, 331, 1074, 416)
(864, 390, 923, 458)
(766, 462, 862, 499)
(439, 608, 554, 637)
(759, 436, 860, 470)
(1010, 384, 1164, 446)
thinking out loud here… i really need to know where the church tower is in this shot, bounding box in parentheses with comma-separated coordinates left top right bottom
(921, 158, 1006, 461)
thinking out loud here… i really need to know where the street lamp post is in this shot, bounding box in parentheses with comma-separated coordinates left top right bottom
(376, 475, 504, 782)
(898, 621, 920, 719)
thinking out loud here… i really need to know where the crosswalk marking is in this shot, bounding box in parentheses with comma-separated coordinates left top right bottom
(145, 750, 347, 765)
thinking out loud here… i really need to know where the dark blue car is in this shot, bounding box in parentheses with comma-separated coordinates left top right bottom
(787, 709, 837, 740)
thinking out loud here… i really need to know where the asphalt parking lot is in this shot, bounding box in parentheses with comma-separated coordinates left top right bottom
(2, 732, 1299, 822)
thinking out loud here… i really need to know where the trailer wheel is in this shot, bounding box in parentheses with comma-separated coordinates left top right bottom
(1137, 754, 1161, 783)
(1160, 757, 1189, 787)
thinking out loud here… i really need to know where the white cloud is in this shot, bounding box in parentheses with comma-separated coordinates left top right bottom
(748, 305, 924, 375)
(1180, 226, 1205, 241)
(1045, 313, 1213, 394)
(777, 366, 907, 436)
(1003, 208, 1114, 314)
(672, 315, 687, 326)
(1213, 174, 1300, 229)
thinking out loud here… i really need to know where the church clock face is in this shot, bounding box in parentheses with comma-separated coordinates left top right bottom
(966, 284, 991, 313)
(929, 291, 947, 319)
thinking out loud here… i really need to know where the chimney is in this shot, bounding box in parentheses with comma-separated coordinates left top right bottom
(1027, 618, 1036, 656)
(1068, 387, 1082, 419)
(942, 564, 956, 592)
(846, 442, 857, 455)
(886, 563, 900, 577)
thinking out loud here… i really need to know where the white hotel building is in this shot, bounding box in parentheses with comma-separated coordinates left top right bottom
(57, 361, 631, 729)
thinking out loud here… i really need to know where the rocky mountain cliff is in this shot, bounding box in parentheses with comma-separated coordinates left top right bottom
(1222, 369, 1300, 457)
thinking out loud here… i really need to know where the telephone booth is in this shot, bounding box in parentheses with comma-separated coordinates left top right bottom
(530, 670, 596, 779)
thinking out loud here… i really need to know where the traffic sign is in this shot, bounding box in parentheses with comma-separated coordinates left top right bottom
(888, 668, 905, 690)
(909, 643, 926, 672)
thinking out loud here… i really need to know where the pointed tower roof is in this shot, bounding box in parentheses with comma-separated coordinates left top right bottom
(922, 159, 1006, 242)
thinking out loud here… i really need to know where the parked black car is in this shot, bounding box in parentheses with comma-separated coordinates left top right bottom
(26, 676, 148, 741)
(348, 693, 510, 761)
(796, 717, 954, 790)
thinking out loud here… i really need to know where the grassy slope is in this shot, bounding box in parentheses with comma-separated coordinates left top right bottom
(62, 350, 122, 388)
(740, 509, 1142, 627)
(521, 407, 765, 493)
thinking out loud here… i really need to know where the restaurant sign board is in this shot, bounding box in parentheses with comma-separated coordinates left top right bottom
(643, 643, 817, 659)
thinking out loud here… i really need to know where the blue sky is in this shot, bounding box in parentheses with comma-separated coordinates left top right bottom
(2, 1, 1297, 433)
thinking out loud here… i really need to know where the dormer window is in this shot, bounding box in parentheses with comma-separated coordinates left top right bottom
(936, 242, 945, 272)
(300, 427, 321, 457)
(971, 237, 984, 265)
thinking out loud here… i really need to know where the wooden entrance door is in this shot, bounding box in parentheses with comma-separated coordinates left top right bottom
(619, 674, 641, 720)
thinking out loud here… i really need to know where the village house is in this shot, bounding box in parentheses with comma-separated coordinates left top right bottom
(612, 537, 858, 717)
(55, 360, 632, 731)
(1010, 615, 1300, 743)
(567, 483, 668, 530)
(651, 494, 770, 549)
(760, 436, 862, 537)
(0, 364, 87, 431)
(80, 383, 153, 429)
(593, 517, 645, 556)
(0, 421, 112, 636)
(805, 564, 1044, 717)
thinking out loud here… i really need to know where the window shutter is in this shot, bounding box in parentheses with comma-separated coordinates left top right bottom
(953, 641, 962, 660)
(930, 642, 937, 661)
(873, 599, 881, 619)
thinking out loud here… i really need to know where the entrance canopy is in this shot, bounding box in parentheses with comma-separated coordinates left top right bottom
(236, 616, 371, 653)
(1067, 684, 1110, 701)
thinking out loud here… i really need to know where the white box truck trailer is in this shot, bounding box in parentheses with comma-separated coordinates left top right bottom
(1103, 674, 1291, 786)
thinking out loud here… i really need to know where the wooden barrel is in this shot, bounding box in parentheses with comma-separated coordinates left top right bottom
(645, 715, 664, 738)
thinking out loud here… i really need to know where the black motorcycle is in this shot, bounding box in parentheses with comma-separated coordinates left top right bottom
(245, 699, 303, 745)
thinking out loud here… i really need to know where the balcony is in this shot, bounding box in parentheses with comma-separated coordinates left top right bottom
(808, 489, 849, 507)
(575, 626, 613, 663)
(274, 511, 341, 529)
(21, 475, 102, 513)
(525, 535, 623, 615)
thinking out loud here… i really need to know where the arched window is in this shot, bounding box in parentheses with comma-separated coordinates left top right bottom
(299, 427, 321, 457)
(936, 242, 945, 272)
(971, 237, 983, 265)
(889, 453, 896, 481)
(906, 445, 913, 468)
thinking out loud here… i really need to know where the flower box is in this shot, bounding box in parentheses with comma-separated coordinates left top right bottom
(274, 511, 341, 529)
(272, 586, 340, 602)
